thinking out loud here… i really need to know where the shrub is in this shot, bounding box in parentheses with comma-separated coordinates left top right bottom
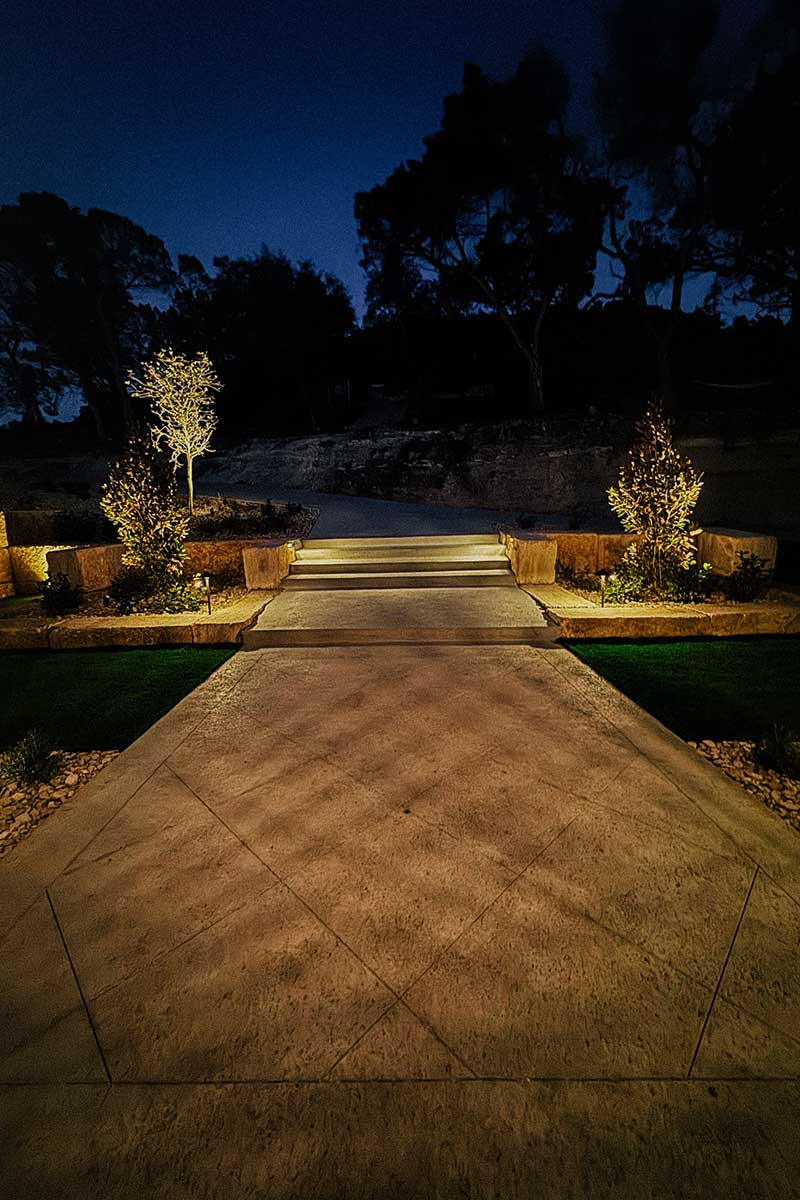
(100, 434, 190, 582)
(1, 729, 62, 786)
(608, 398, 704, 590)
(106, 567, 202, 616)
(40, 572, 83, 616)
(603, 543, 648, 603)
(664, 560, 713, 604)
(755, 723, 800, 779)
(726, 551, 773, 602)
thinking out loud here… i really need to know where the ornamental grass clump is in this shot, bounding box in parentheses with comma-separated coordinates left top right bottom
(100, 434, 200, 614)
(608, 398, 705, 599)
(1, 729, 62, 786)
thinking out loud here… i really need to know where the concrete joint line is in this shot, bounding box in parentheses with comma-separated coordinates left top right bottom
(688, 866, 759, 1078)
(45, 888, 112, 1085)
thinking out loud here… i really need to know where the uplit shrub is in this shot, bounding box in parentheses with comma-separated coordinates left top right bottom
(664, 559, 713, 604)
(726, 551, 773, 602)
(1, 729, 62, 786)
(603, 543, 648, 603)
(100, 435, 199, 615)
(101, 434, 190, 579)
(40, 572, 82, 616)
(106, 566, 201, 616)
(608, 398, 704, 591)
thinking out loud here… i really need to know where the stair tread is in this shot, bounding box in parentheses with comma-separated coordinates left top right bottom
(288, 569, 513, 579)
(293, 556, 506, 566)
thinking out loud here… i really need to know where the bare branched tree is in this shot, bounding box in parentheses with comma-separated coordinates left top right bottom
(128, 348, 221, 513)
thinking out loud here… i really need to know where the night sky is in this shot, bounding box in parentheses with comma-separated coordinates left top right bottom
(3, 0, 769, 319)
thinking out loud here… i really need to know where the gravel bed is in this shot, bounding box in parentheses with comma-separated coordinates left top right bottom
(688, 739, 800, 833)
(0, 750, 119, 860)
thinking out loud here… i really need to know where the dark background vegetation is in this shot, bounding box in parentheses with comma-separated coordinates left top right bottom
(1, 0, 797, 449)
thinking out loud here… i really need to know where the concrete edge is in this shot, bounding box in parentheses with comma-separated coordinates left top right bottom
(0, 648, 264, 943)
(543, 646, 800, 901)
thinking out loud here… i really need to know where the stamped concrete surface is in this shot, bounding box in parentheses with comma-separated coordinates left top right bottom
(2, 644, 799, 1198)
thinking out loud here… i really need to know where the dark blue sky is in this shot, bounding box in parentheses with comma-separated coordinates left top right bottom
(3, 0, 766, 319)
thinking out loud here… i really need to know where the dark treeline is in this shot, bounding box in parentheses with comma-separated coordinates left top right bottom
(0, 0, 797, 444)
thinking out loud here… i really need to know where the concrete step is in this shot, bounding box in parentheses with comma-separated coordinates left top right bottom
(242, 585, 549, 647)
(301, 534, 501, 550)
(245, 625, 557, 646)
(291, 556, 505, 575)
(283, 569, 516, 590)
(296, 545, 507, 562)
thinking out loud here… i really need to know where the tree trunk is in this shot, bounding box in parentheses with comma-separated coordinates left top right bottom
(187, 456, 195, 515)
(525, 351, 545, 415)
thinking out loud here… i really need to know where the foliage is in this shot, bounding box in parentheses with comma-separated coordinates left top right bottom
(165, 249, 355, 434)
(106, 567, 201, 615)
(664, 559, 713, 603)
(100, 434, 190, 581)
(39, 572, 82, 616)
(128, 347, 221, 513)
(0, 193, 175, 439)
(603, 544, 648, 603)
(608, 398, 703, 589)
(725, 551, 773, 602)
(755, 723, 800, 779)
(1, 728, 62, 786)
(355, 51, 610, 412)
(594, 0, 720, 396)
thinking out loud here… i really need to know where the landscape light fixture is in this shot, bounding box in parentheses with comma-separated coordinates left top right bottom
(599, 572, 616, 606)
(203, 573, 211, 614)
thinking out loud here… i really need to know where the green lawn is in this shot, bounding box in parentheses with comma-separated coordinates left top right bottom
(0, 647, 236, 750)
(567, 636, 800, 741)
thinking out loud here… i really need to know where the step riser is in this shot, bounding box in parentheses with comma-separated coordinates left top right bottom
(292, 559, 504, 574)
(244, 627, 553, 647)
(283, 574, 516, 590)
(301, 535, 501, 549)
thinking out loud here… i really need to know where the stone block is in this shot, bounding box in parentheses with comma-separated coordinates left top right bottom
(242, 541, 297, 590)
(546, 532, 599, 576)
(597, 533, 641, 573)
(184, 540, 263, 581)
(697, 528, 778, 576)
(47, 544, 125, 592)
(0, 546, 13, 585)
(0, 581, 14, 600)
(48, 617, 193, 649)
(0, 511, 7, 548)
(501, 533, 557, 585)
(9, 545, 72, 595)
(553, 607, 710, 639)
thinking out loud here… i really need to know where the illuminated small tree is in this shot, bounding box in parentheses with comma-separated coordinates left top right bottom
(608, 398, 703, 589)
(100, 434, 190, 579)
(128, 348, 221, 514)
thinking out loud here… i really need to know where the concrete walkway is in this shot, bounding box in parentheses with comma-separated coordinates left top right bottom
(3, 645, 799, 1197)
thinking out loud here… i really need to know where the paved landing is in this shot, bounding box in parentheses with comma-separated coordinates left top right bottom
(245, 585, 548, 645)
(3, 645, 799, 1197)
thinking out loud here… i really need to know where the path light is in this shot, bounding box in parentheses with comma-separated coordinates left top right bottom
(599, 572, 616, 607)
(203, 574, 211, 615)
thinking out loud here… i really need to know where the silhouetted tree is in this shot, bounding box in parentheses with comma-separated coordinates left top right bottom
(0, 193, 176, 440)
(166, 248, 355, 434)
(356, 51, 609, 413)
(595, 0, 720, 400)
(707, 29, 799, 339)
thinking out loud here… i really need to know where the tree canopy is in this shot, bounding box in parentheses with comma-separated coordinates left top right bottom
(356, 51, 610, 412)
